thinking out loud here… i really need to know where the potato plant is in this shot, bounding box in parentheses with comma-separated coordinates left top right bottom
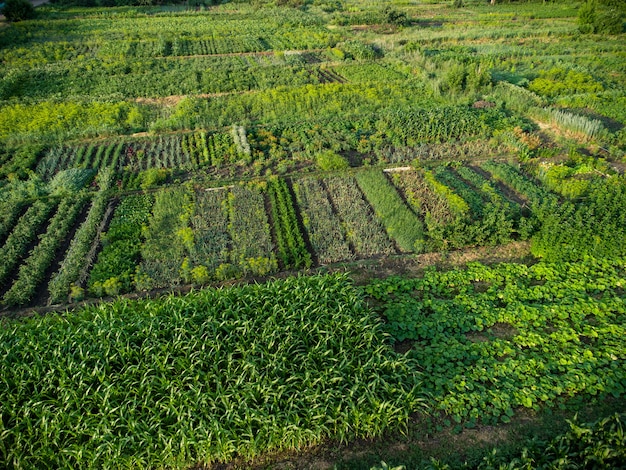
(0, 199, 57, 287)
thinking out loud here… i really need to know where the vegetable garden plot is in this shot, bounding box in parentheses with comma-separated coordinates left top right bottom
(293, 177, 353, 265)
(0, 274, 422, 469)
(324, 176, 395, 258)
(355, 170, 425, 253)
(88, 194, 154, 297)
(188, 188, 231, 277)
(365, 257, 626, 425)
(139, 188, 193, 289)
(266, 178, 311, 270)
(226, 184, 277, 277)
(3, 195, 89, 307)
(431, 166, 487, 220)
(481, 161, 557, 208)
(390, 169, 457, 227)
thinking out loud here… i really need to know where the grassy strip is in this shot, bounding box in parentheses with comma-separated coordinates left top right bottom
(0, 274, 422, 469)
(356, 170, 425, 253)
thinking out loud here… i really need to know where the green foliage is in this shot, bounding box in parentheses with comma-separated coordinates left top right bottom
(0, 101, 149, 145)
(4, 196, 87, 306)
(1, 0, 35, 22)
(89, 194, 153, 295)
(267, 177, 312, 270)
(356, 170, 425, 253)
(578, 0, 624, 34)
(365, 257, 626, 424)
(139, 168, 169, 190)
(0, 144, 44, 179)
(47, 168, 95, 195)
(316, 150, 349, 171)
(382, 6, 409, 27)
(531, 177, 626, 262)
(0, 274, 423, 468)
(478, 413, 626, 469)
(578, 0, 597, 34)
(528, 68, 603, 98)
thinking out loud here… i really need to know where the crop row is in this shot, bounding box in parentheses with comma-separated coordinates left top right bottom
(480, 160, 557, 207)
(324, 176, 395, 257)
(454, 165, 520, 216)
(35, 132, 237, 180)
(4, 195, 88, 306)
(356, 170, 425, 253)
(365, 256, 626, 424)
(267, 177, 312, 270)
(0, 199, 57, 288)
(48, 190, 111, 304)
(36, 141, 125, 180)
(293, 178, 353, 265)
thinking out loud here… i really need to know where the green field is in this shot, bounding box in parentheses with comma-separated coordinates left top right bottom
(0, 0, 625, 468)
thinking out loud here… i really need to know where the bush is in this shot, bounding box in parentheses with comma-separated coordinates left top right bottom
(1, 0, 35, 22)
(316, 150, 349, 171)
(578, 0, 624, 34)
(139, 168, 169, 190)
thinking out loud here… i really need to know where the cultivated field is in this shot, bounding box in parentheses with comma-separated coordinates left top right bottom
(0, 0, 625, 468)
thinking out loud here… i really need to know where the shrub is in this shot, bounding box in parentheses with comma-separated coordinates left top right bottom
(316, 150, 349, 171)
(139, 168, 169, 190)
(1, 0, 35, 22)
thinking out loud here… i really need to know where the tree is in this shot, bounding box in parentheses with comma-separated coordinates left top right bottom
(1, 0, 35, 22)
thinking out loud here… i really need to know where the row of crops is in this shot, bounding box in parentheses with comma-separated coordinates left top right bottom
(1, 256, 624, 469)
(1, 161, 555, 308)
(31, 131, 237, 181)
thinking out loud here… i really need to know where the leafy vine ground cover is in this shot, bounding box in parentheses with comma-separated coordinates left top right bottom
(364, 257, 626, 426)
